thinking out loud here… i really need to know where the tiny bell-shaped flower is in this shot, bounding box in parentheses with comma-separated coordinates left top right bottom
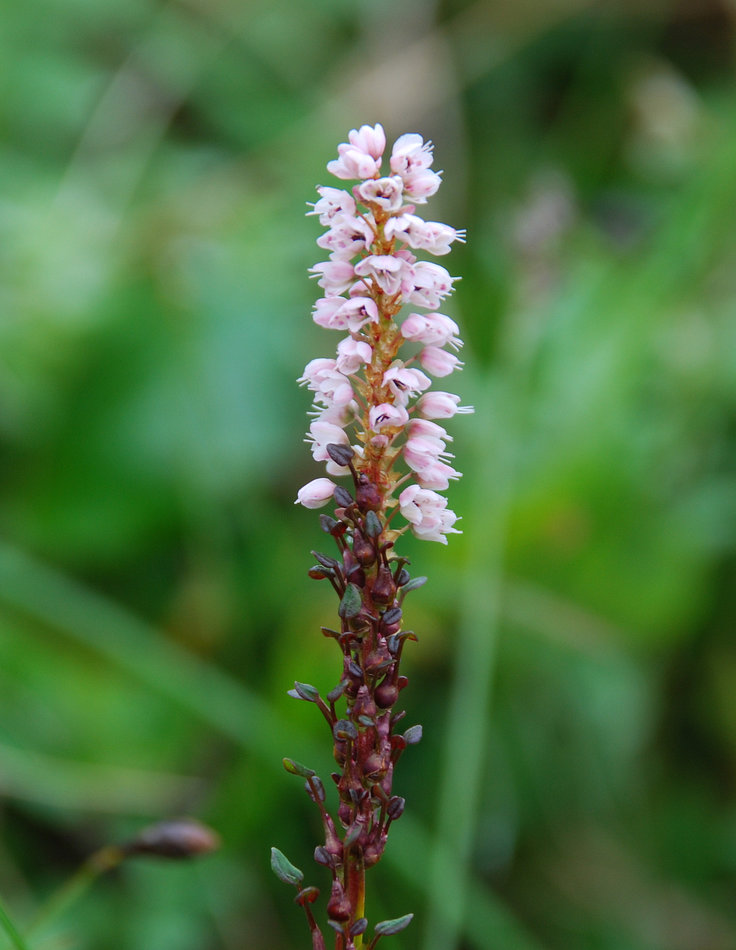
(296, 478, 336, 509)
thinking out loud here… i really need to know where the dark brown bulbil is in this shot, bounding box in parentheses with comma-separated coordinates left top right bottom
(282, 450, 422, 949)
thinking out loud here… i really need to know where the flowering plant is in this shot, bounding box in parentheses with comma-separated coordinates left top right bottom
(271, 123, 470, 949)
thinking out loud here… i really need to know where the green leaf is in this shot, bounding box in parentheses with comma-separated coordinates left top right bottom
(0, 895, 31, 950)
(282, 757, 315, 778)
(365, 510, 382, 537)
(293, 681, 320, 702)
(338, 583, 362, 619)
(374, 913, 413, 936)
(400, 576, 427, 594)
(270, 847, 304, 886)
(403, 725, 423, 745)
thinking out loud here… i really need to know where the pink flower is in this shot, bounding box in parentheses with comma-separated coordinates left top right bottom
(307, 420, 350, 465)
(404, 261, 457, 308)
(414, 460, 461, 491)
(317, 213, 374, 259)
(400, 312, 462, 349)
(308, 187, 356, 226)
(327, 146, 381, 181)
(404, 433, 452, 467)
(402, 168, 442, 203)
(348, 123, 386, 160)
(295, 477, 336, 509)
(357, 176, 405, 212)
(382, 365, 432, 404)
(336, 338, 372, 375)
(390, 133, 434, 177)
(335, 296, 379, 332)
(398, 485, 461, 543)
(309, 260, 355, 295)
(369, 403, 409, 432)
(407, 418, 451, 442)
(415, 391, 474, 419)
(354, 255, 405, 295)
(313, 296, 352, 330)
(299, 359, 354, 407)
(298, 357, 338, 388)
(418, 346, 463, 377)
(385, 214, 464, 255)
(303, 125, 470, 541)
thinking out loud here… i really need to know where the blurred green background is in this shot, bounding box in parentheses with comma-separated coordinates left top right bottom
(1, 0, 736, 948)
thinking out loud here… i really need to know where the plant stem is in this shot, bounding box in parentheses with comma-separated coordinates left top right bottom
(347, 852, 365, 948)
(28, 845, 124, 938)
(0, 895, 30, 950)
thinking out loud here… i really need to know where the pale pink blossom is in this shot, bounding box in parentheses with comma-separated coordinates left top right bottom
(313, 296, 352, 330)
(383, 365, 432, 404)
(402, 168, 442, 203)
(309, 401, 353, 427)
(419, 346, 464, 377)
(307, 420, 350, 463)
(317, 213, 374, 259)
(303, 125, 470, 540)
(299, 359, 354, 407)
(398, 485, 461, 543)
(327, 145, 381, 181)
(308, 187, 356, 226)
(405, 261, 457, 308)
(368, 403, 410, 432)
(407, 419, 451, 442)
(348, 123, 386, 160)
(354, 255, 405, 295)
(403, 434, 455, 482)
(309, 260, 355, 295)
(295, 477, 336, 509)
(357, 176, 405, 212)
(390, 133, 434, 177)
(336, 338, 372, 375)
(414, 460, 461, 491)
(385, 214, 464, 255)
(335, 296, 379, 332)
(404, 433, 452, 466)
(415, 391, 474, 419)
(400, 312, 462, 349)
(298, 357, 338, 388)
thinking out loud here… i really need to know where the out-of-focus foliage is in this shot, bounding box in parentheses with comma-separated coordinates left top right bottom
(1, 1, 735, 948)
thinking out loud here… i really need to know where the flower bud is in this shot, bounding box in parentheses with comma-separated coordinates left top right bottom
(356, 475, 382, 512)
(374, 679, 399, 709)
(122, 819, 220, 860)
(387, 796, 405, 821)
(327, 881, 352, 921)
(295, 478, 336, 509)
(371, 566, 396, 604)
(352, 528, 375, 566)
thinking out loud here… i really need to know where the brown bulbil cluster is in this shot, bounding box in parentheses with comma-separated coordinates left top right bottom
(286, 443, 423, 948)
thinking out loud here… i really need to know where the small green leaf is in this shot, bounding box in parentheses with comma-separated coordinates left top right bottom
(293, 681, 320, 702)
(365, 510, 382, 537)
(374, 913, 413, 936)
(333, 718, 358, 741)
(270, 847, 304, 886)
(283, 757, 316, 778)
(320, 514, 339, 533)
(401, 576, 427, 593)
(338, 583, 362, 619)
(403, 725, 423, 745)
(334, 486, 354, 507)
(326, 680, 347, 702)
